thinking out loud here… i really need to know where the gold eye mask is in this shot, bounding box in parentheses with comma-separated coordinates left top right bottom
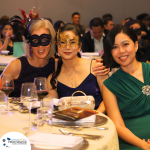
(58, 33, 79, 48)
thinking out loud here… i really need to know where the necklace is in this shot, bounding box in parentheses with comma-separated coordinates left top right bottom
(62, 59, 80, 88)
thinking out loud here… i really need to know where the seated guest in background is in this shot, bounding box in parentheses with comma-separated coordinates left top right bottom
(54, 20, 64, 32)
(103, 18, 114, 36)
(82, 18, 105, 55)
(47, 24, 108, 112)
(136, 13, 150, 42)
(2, 19, 56, 97)
(0, 22, 14, 55)
(122, 17, 133, 25)
(127, 20, 150, 62)
(102, 13, 113, 21)
(71, 12, 85, 36)
(103, 25, 150, 150)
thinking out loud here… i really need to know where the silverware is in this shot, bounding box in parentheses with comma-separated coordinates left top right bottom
(59, 128, 103, 140)
(9, 105, 28, 113)
(67, 126, 108, 131)
(31, 121, 45, 127)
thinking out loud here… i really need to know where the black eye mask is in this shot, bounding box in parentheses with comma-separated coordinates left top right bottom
(131, 27, 141, 36)
(30, 34, 51, 47)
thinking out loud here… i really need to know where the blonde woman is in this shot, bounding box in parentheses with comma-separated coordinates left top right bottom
(2, 19, 56, 97)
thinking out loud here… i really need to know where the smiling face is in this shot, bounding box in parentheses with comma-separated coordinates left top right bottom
(57, 30, 80, 60)
(111, 32, 138, 68)
(31, 27, 51, 59)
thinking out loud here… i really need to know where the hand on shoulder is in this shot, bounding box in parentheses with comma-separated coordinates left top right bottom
(92, 59, 110, 76)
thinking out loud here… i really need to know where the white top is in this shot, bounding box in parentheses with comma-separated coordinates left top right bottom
(91, 34, 104, 53)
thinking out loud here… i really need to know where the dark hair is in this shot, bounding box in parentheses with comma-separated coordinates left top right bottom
(136, 13, 150, 22)
(103, 25, 137, 68)
(54, 20, 64, 32)
(89, 17, 104, 29)
(103, 18, 112, 25)
(50, 24, 81, 89)
(102, 14, 113, 21)
(72, 12, 80, 18)
(127, 20, 141, 27)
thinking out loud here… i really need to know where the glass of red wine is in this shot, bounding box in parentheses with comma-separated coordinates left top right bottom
(34, 77, 49, 108)
(0, 74, 14, 115)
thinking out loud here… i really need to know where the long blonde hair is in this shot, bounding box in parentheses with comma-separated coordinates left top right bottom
(24, 19, 56, 59)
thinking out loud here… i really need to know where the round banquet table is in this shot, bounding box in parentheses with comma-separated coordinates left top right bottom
(0, 109, 119, 150)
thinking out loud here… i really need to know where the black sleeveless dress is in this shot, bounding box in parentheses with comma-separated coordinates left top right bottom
(1, 40, 13, 55)
(9, 56, 55, 97)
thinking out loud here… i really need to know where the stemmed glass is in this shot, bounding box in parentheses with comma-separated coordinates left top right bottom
(0, 74, 14, 115)
(21, 82, 38, 131)
(34, 77, 49, 108)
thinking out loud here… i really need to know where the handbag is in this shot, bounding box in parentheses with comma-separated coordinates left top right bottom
(58, 91, 95, 111)
(13, 42, 25, 57)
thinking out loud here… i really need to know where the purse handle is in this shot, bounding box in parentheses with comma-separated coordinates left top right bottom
(71, 90, 90, 109)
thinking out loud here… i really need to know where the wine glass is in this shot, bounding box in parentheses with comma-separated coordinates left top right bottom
(21, 82, 38, 131)
(0, 74, 14, 115)
(34, 77, 49, 108)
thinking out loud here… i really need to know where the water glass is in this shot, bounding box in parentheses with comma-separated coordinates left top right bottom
(37, 107, 52, 129)
(0, 91, 7, 114)
(21, 82, 38, 131)
(42, 95, 53, 111)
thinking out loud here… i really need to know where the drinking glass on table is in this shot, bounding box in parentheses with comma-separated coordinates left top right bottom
(0, 74, 14, 115)
(34, 77, 49, 108)
(21, 82, 38, 131)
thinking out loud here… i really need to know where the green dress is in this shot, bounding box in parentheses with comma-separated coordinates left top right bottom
(104, 62, 150, 150)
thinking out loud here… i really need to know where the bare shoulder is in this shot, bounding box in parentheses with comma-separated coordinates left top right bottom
(2, 58, 21, 79)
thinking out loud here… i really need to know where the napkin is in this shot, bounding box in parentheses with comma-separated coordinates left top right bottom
(52, 114, 96, 123)
(28, 132, 83, 148)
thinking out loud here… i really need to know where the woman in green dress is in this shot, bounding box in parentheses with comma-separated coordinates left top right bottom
(103, 25, 150, 150)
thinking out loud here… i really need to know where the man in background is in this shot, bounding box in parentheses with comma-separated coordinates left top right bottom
(82, 17, 104, 55)
(72, 12, 85, 36)
(103, 18, 114, 36)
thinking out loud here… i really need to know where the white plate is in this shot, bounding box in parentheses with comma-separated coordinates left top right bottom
(1, 50, 9, 55)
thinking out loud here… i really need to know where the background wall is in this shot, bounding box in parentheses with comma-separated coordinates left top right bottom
(0, 0, 150, 25)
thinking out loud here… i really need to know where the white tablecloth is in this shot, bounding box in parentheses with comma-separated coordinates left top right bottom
(0, 55, 17, 71)
(0, 110, 119, 150)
